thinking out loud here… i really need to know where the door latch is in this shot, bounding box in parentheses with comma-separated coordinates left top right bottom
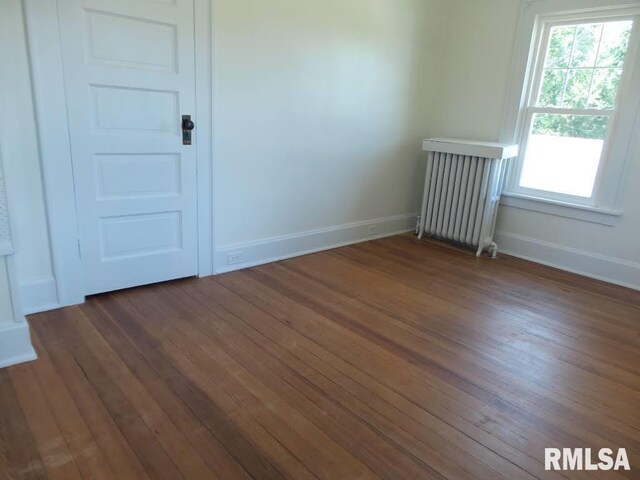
(182, 115, 195, 145)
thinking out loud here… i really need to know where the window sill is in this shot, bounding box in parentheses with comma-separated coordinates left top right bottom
(500, 192, 622, 226)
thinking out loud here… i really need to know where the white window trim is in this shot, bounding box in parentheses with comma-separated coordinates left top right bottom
(500, 0, 640, 226)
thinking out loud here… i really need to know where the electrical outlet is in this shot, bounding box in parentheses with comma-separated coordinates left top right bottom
(227, 252, 244, 265)
(367, 225, 378, 236)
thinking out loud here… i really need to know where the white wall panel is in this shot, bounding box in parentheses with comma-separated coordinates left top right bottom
(212, 0, 448, 246)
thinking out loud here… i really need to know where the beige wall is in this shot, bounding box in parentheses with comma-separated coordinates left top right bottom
(430, 0, 521, 141)
(434, 0, 640, 285)
(213, 0, 447, 245)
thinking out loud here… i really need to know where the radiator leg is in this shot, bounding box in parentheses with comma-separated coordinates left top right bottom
(489, 242, 499, 259)
(417, 220, 425, 240)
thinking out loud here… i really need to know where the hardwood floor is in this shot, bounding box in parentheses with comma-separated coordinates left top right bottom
(1, 235, 639, 479)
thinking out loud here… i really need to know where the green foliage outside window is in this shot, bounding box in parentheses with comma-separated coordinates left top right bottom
(535, 21, 631, 139)
(532, 114, 609, 140)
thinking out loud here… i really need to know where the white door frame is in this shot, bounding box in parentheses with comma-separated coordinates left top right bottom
(23, 0, 214, 308)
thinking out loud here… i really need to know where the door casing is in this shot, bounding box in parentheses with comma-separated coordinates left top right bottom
(23, 0, 214, 308)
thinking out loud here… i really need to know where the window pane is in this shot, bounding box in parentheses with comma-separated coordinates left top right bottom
(563, 69, 593, 108)
(588, 68, 623, 109)
(537, 69, 567, 107)
(545, 26, 576, 68)
(520, 114, 609, 197)
(570, 23, 602, 67)
(520, 19, 634, 200)
(597, 21, 633, 67)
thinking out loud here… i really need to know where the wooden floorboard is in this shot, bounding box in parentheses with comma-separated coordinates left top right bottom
(1, 235, 639, 479)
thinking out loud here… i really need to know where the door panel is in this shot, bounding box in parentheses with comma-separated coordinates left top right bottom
(95, 154, 181, 198)
(58, 0, 198, 295)
(85, 11, 178, 71)
(99, 212, 183, 259)
(89, 86, 179, 134)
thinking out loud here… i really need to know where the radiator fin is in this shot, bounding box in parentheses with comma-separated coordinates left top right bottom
(418, 151, 510, 257)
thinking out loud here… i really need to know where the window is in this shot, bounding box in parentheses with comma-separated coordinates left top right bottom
(520, 20, 633, 198)
(502, 1, 640, 221)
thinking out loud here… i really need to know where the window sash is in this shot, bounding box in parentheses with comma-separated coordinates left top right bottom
(513, 107, 614, 203)
(512, 13, 637, 206)
(527, 107, 614, 116)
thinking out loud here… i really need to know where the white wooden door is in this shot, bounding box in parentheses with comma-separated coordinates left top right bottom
(57, 0, 198, 295)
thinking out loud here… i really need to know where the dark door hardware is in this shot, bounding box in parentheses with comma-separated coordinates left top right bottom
(182, 115, 195, 145)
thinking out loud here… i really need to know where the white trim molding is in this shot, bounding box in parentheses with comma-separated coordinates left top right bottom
(24, 0, 85, 308)
(0, 258, 37, 369)
(20, 276, 59, 315)
(500, 192, 622, 226)
(495, 230, 640, 290)
(0, 322, 37, 369)
(215, 214, 418, 274)
(195, 0, 215, 277)
(4, 256, 25, 324)
(0, 242, 12, 257)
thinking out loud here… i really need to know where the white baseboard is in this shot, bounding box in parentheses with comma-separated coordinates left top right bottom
(494, 231, 640, 291)
(215, 214, 418, 274)
(0, 322, 37, 369)
(20, 276, 59, 315)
